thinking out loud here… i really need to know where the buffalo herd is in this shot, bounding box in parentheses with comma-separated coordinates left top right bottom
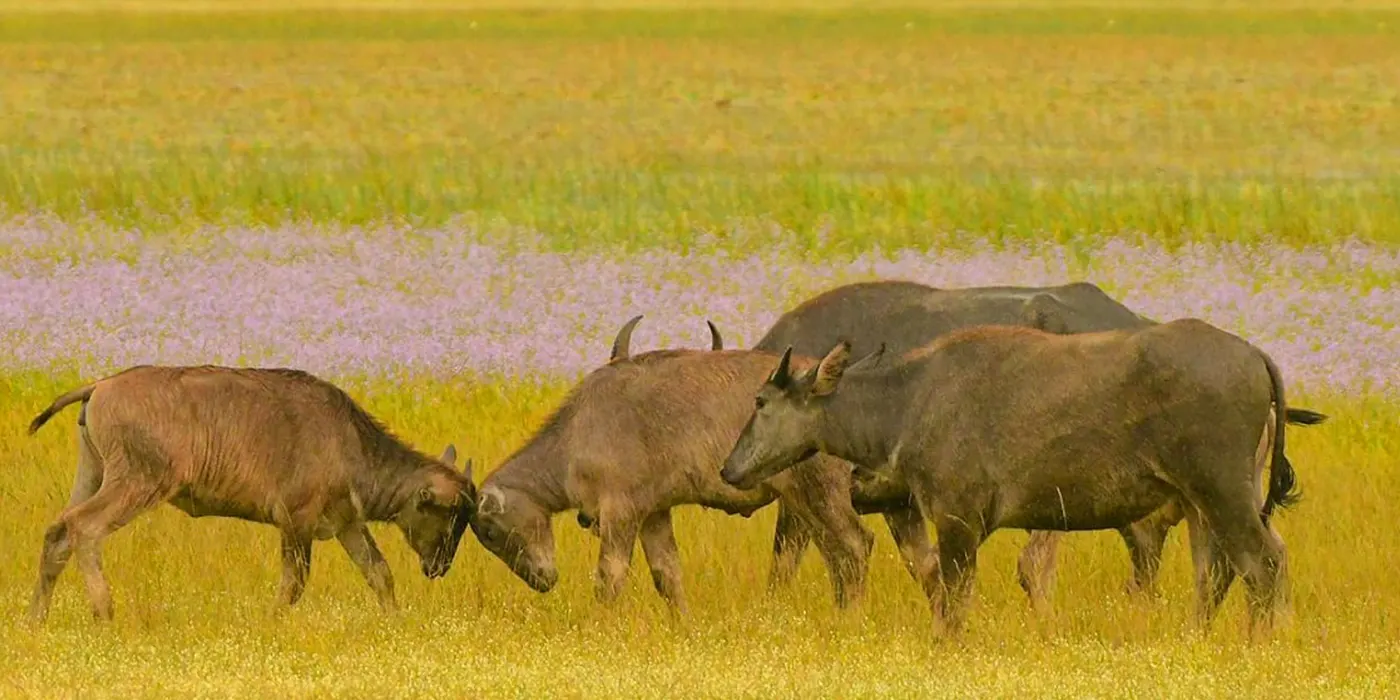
(26, 279, 1327, 638)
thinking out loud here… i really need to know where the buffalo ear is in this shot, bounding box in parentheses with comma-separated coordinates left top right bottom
(462, 457, 474, 481)
(847, 342, 886, 372)
(768, 346, 795, 388)
(810, 340, 852, 397)
(441, 444, 457, 467)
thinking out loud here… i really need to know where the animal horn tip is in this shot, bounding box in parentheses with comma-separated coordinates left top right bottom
(706, 319, 723, 350)
(610, 314, 645, 362)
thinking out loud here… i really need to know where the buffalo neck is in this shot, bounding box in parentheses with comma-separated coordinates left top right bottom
(484, 433, 571, 514)
(816, 363, 919, 472)
(358, 448, 447, 522)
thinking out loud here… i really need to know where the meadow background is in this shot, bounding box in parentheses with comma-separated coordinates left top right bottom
(2, 0, 1399, 697)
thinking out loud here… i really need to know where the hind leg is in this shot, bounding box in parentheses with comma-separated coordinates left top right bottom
(58, 480, 161, 621)
(1183, 504, 1236, 628)
(28, 520, 75, 624)
(1198, 502, 1288, 636)
(67, 428, 104, 507)
(28, 433, 109, 624)
(767, 501, 812, 592)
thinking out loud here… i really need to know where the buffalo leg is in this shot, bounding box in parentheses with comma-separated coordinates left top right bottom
(1118, 500, 1184, 598)
(594, 514, 641, 604)
(28, 433, 107, 624)
(932, 515, 986, 639)
(638, 510, 687, 613)
(882, 506, 940, 606)
(277, 531, 313, 607)
(337, 524, 397, 613)
(767, 501, 813, 592)
(54, 479, 159, 621)
(1015, 530, 1062, 615)
(1183, 505, 1235, 629)
(1191, 493, 1288, 637)
(781, 487, 873, 608)
(67, 428, 104, 508)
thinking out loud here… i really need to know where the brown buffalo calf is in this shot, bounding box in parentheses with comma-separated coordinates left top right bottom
(26, 365, 477, 623)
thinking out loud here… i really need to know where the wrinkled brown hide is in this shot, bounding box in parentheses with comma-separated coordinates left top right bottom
(470, 346, 877, 613)
(753, 279, 1324, 609)
(25, 365, 476, 623)
(724, 320, 1303, 638)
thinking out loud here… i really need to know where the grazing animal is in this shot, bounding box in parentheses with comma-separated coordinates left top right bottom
(722, 320, 1306, 638)
(753, 279, 1326, 607)
(469, 319, 880, 612)
(25, 365, 477, 623)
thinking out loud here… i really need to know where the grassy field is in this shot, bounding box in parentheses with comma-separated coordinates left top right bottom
(3, 1, 1400, 697)
(2, 4, 1400, 251)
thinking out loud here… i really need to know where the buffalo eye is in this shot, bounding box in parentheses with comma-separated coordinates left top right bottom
(755, 396, 767, 410)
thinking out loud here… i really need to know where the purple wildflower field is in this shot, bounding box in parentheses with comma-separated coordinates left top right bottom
(2, 222, 1395, 395)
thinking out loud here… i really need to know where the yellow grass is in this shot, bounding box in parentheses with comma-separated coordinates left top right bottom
(1, 374, 1396, 697)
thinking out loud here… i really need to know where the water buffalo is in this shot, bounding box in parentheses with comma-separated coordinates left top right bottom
(25, 365, 477, 623)
(468, 319, 879, 612)
(753, 279, 1325, 607)
(722, 320, 1305, 638)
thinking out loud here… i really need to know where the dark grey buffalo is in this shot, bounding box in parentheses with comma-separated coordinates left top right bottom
(752, 280, 1324, 608)
(722, 321, 1306, 637)
(468, 319, 882, 612)
(25, 365, 477, 622)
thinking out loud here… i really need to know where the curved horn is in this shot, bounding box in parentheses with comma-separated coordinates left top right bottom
(706, 320, 724, 351)
(610, 314, 644, 362)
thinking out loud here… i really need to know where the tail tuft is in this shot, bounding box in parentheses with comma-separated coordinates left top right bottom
(1261, 455, 1303, 525)
(27, 409, 58, 436)
(1285, 408, 1328, 426)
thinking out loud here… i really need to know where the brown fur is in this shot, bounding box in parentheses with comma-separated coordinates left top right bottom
(724, 319, 1303, 638)
(755, 280, 1325, 610)
(470, 347, 881, 612)
(25, 365, 477, 623)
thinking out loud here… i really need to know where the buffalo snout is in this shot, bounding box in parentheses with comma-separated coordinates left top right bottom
(720, 458, 756, 490)
(527, 567, 559, 593)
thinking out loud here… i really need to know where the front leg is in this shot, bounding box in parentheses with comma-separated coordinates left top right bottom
(932, 514, 986, 640)
(595, 513, 642, 604)
(638, 510, 687, 614)
(336, 524, 397, 613)
(767, 501, 812, 593)
(882, 506, 940, 606)
(278, 531, 313, 607)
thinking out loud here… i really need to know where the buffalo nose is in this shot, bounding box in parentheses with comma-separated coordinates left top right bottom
(532, 569, 559, 593)
(720, 464, 742, 486)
